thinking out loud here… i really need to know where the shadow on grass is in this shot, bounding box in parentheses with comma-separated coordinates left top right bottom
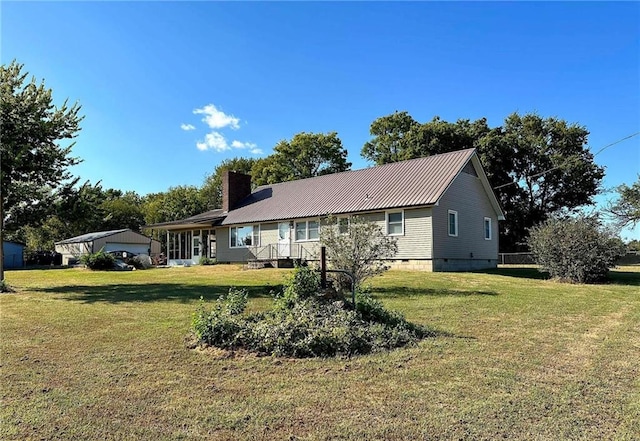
(608, 271, 640, 286)
(476, 267, 549, 280)
(32, 283, 283, 304)
(372, 287, 498, 298)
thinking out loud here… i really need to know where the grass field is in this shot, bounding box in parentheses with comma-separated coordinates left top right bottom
(1, 265, 639, 440)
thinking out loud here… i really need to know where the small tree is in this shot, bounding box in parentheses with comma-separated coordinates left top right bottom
(528, 214, 626, 283)
(320, 215, 398, 290)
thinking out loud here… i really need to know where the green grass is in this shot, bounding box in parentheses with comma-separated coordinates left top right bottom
(1, 265, 639, 440)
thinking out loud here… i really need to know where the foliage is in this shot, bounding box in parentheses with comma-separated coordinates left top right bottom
(80, 249, 116, 271)
(191, 288, 249, 348)
(275, 264, 321, 309)
(141, 185, 208, 227)
(199, 256, 216, 265)
(320, 215, 398, 291)
(0, 279, 13, 293)
(252, 132, 351, 185)
(200, 157, 257, 210)
(191, 266, 430, 358)
(20, 181, 146, 252)
(0, 60, 83, 234)
(606, 175, 640, 229)
(528, 214, 626, 283)
(627, 239, 640, 252)
(361, 111, 605, 252)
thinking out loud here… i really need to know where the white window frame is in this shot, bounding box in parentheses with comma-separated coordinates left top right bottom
(484, 217, 492, 240)
(448, 210, 458, 237)
(229, 225, 260, 248)
(294, 219, 320, 242)
(386, 210, 404, 236)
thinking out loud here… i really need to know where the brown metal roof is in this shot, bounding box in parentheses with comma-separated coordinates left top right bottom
(144, 209, 225, 229)
(222, 148, 477, 225)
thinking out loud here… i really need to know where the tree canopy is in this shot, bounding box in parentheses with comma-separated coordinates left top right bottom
(1, 61, 83, 234)
(362, 111, 605, 251)
(252, 132, 351, 185)
(1, 61, 83, 279)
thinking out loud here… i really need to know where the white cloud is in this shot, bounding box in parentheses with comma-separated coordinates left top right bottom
(193, 104, 240, 130)
(230, 140, 262, 155)
(180, 123, 196, 131)
(196, 132, 230, 152)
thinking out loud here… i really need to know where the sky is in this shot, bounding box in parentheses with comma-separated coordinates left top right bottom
(2, 1, 639, 239)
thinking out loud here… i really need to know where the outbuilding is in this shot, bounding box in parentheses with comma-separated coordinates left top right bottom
(3, 241, 25, 269)
(55, 229, 161, 265)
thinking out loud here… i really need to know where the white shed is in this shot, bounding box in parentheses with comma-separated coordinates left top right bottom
(55, 229, 161, 265)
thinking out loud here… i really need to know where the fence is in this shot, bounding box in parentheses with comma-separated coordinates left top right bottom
(498, 253, 535, 265)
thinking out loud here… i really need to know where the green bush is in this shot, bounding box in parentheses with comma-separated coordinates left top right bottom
(191, 266, 434, 358)
(528, 214, 626, 283)
(80, 249, 116, 270)
(199, 256, 216, 266)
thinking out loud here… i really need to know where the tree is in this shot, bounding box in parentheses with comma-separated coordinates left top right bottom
(200, 157, 256, 209)
(319, 216, 398, 290)
(252, 132, 351, 186)
(528, 214, 626, 283)
(361, 111, 605, 252)
(361, 111, 418, 164)
(1, 61, 83, 281)
(606, 176, 640, 229)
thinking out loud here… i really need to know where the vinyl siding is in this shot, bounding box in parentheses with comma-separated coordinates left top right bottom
(397, 207, 433, 259)
(432, 165, 499, 261)
(216, 227, 258, 262)
(338, 209, 432, 260)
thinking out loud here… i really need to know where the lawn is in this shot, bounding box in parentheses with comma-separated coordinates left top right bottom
(1, 265, 639, 440)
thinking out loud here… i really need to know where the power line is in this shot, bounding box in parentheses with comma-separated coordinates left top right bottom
(493, 131, 640, 190)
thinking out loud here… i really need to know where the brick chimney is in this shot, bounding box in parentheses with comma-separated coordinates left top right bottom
(222, 170, 252, 213)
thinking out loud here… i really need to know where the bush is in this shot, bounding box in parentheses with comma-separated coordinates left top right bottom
(199, 256, 216, 266)
(80, 249, 116, 270)
(528, 214, 626, 283)
(191, 266, 434, 358)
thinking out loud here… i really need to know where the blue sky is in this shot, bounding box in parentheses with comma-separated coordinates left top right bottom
(2, 1, 639, 239)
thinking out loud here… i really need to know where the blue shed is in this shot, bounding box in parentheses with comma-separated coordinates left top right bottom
(3, 241, 25, 269)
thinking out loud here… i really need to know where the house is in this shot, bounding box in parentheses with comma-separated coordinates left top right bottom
(55, 229, 162, 266)
(3, 241, 25, 269)
(147, 148, 505, 271)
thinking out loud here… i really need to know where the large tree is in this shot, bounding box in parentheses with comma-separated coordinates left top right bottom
(252, 132, 351, 185)
(1, 61, 83, 281)
(362, 111, 605, 252)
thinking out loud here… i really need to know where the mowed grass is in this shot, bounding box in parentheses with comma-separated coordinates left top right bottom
(1, 265, 639, 440)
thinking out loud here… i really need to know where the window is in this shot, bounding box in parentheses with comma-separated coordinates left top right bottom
(448, 210, 458, 237)
(230, 225, 259, 248)
(484, 217, 492, 240)
(295, 220, 320, 241)
(338, 217, 349, 234)
(387, 211, 404, 236)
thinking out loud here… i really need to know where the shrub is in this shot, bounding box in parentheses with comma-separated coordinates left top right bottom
(320, 215, 398, 291)
(528, 214, 626, 283)
(191, 266, 434, 358)
(199, 256, 216, 266)
(80, 249, 116, 270)
(191, 288, 249, 348)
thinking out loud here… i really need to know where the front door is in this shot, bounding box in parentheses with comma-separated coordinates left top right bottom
(192, 231, 201, 264)
(278, 223, 291, 257)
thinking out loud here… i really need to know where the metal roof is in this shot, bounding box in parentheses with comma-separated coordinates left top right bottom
(222, 148, 478, 225)
(55, 229, 131, 245)
(144, 209, 225, 229)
